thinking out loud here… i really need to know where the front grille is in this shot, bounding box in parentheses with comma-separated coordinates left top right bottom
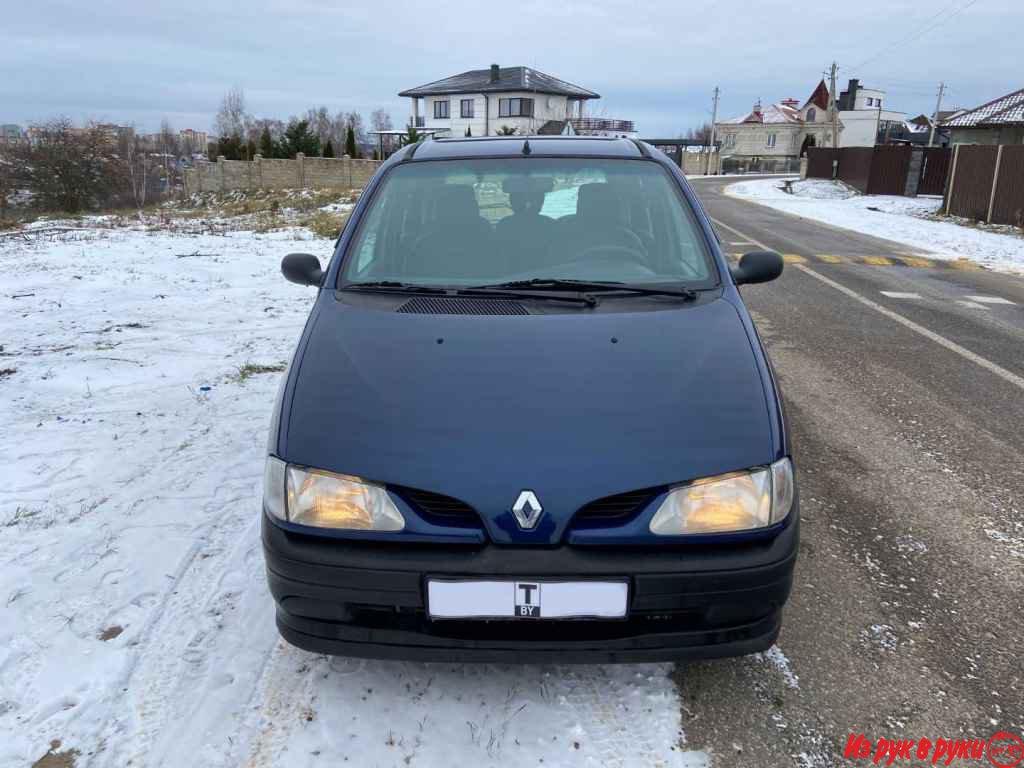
(573, 489, 660, 525)
(397, 296, 529, 315)
(396, 487, 481, 528)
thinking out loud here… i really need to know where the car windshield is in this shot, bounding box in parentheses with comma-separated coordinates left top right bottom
(340, 157, 716, 288)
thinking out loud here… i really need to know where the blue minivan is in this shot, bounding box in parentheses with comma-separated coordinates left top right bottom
(262, 136, 797, 662)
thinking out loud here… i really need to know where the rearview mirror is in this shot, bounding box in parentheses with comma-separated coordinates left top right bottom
(730, 250, 784, 286)
(281, 253, 323, 287)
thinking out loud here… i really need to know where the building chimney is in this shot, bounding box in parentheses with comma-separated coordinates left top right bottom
(843, 78, 860, 110)
(490, 64, 500, 83)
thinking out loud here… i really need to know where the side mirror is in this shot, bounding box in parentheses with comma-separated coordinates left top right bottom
(730, 250, 784, 286)
(281, 253, 323, 287)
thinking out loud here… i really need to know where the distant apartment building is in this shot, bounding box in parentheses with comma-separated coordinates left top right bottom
(179, 129, 208, 154)
(0, 124, 24, 143)
(399, 64, 635, 137)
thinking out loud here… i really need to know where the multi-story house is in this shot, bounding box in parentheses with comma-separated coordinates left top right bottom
(399, 64, 633, 137)
(835, 79, 907, 147)
(715, 81, 834, 164)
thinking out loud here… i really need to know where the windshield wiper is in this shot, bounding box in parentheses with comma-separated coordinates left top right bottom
(343, 280, 442, 293)
(343, 281, 598, 307)
(476, 278, 698, 300)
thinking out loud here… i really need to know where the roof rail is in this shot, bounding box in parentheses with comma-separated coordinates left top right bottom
(406, 139, 422, 160)
(631, 138, 650, 157)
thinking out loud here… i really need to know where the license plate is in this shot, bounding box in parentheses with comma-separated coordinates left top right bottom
(426, 579, 628, 619)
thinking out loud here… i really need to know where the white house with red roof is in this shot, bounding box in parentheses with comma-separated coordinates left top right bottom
(715, 81, 834, 165)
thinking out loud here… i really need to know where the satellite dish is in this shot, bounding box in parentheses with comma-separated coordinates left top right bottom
(547, 96, 557, 109)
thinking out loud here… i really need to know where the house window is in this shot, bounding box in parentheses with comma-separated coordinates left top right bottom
(460, 99, 474, 118)
(876, 98, 882, 108)
(866, 97, 874, 107)
(806, 107, 816, 122)
(725, 133, 736, 148)
(766, 133, 777, 148)
(498, 98, 534, 118)
(434, 100, 450, 119)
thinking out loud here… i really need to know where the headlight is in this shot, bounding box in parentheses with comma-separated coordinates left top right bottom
(649, 458, 794, 535)
(262, 456, 404, 531)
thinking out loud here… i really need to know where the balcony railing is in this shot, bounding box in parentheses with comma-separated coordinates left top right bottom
(569, 117, 636, 134)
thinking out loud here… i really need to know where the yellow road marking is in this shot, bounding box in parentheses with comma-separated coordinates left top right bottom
(899, 256, 935, 268)
(861, 256, 894, 266)
(782, 254, 807, 264)
(817, 255, 846, 264)
(949, 259, 982, 271)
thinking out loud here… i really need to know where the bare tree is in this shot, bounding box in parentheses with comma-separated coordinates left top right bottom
(686, 122, 713, 143)
(305, 106, 333, 154)
(215, 86, 249, 140)
(5, 118, 130, 212)
(123, 136, 150, 213)
(370, 108, 393, 132)
(344, 111, 367, 153)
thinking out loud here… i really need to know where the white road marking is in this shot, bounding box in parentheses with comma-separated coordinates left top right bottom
(965, 295, 1016, 305)
(730, 241, 754, 246)
(708, 216, 1024, 393)
(957, 300, 990, 310)
(880, 291, 922, 299)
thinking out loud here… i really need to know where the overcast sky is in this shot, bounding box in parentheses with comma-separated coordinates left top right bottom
(2, 0, 1019, 137)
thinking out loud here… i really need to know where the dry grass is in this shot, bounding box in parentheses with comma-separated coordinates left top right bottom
(299, 210, 349, 238)
(230, 361, 287, 384)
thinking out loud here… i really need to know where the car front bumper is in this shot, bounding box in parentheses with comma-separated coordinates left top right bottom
(262, 509, 798, 663)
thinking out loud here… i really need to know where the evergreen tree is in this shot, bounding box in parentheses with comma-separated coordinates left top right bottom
(406, 124, 420, 145)
(323, 139, 335, 158)
(465, 126, 472, 137)
(281, 119, 321, 158)
(345, 124, 357, 158)
(259, 126, 274, 158)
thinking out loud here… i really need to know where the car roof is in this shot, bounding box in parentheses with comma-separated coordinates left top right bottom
(403, 136, 647, 161)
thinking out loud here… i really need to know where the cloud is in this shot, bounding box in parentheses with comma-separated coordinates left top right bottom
(2, 0, 1019, 135)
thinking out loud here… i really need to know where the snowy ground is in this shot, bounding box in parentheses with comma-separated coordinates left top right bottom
(726, 177, 1024, 274)
(0, 220, 706, 767)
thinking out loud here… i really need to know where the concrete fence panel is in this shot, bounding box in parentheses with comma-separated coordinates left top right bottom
(183, 155, 382, 195)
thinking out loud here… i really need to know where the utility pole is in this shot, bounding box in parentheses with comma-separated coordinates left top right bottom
(928, 81, 945, 147)
(828, 61, 839, 148)
(706, 86, 720, 175)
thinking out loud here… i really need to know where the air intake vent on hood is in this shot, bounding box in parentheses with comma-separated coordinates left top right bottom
(397, 296, 529, 315)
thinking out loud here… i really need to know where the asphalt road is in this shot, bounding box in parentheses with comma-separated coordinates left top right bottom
(679, 177, 1024, 766)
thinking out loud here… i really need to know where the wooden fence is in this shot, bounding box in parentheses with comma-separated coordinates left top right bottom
(806, 145, 951, 197)
(944, 144, 1024, 226)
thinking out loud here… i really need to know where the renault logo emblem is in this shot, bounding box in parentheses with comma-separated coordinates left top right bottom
(511, 490, 543, 530)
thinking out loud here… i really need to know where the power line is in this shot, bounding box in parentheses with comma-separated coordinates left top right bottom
(852, 0, 983, 71)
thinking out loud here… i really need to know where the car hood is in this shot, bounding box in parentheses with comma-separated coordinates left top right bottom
(283, 296, 774, 544)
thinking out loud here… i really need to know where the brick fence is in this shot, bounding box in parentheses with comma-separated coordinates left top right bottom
(183, 153, 382, 195)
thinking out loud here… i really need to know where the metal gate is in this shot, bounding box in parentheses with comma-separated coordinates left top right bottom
(917, 147, 952, 196)
(867, 145, 912, 196)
